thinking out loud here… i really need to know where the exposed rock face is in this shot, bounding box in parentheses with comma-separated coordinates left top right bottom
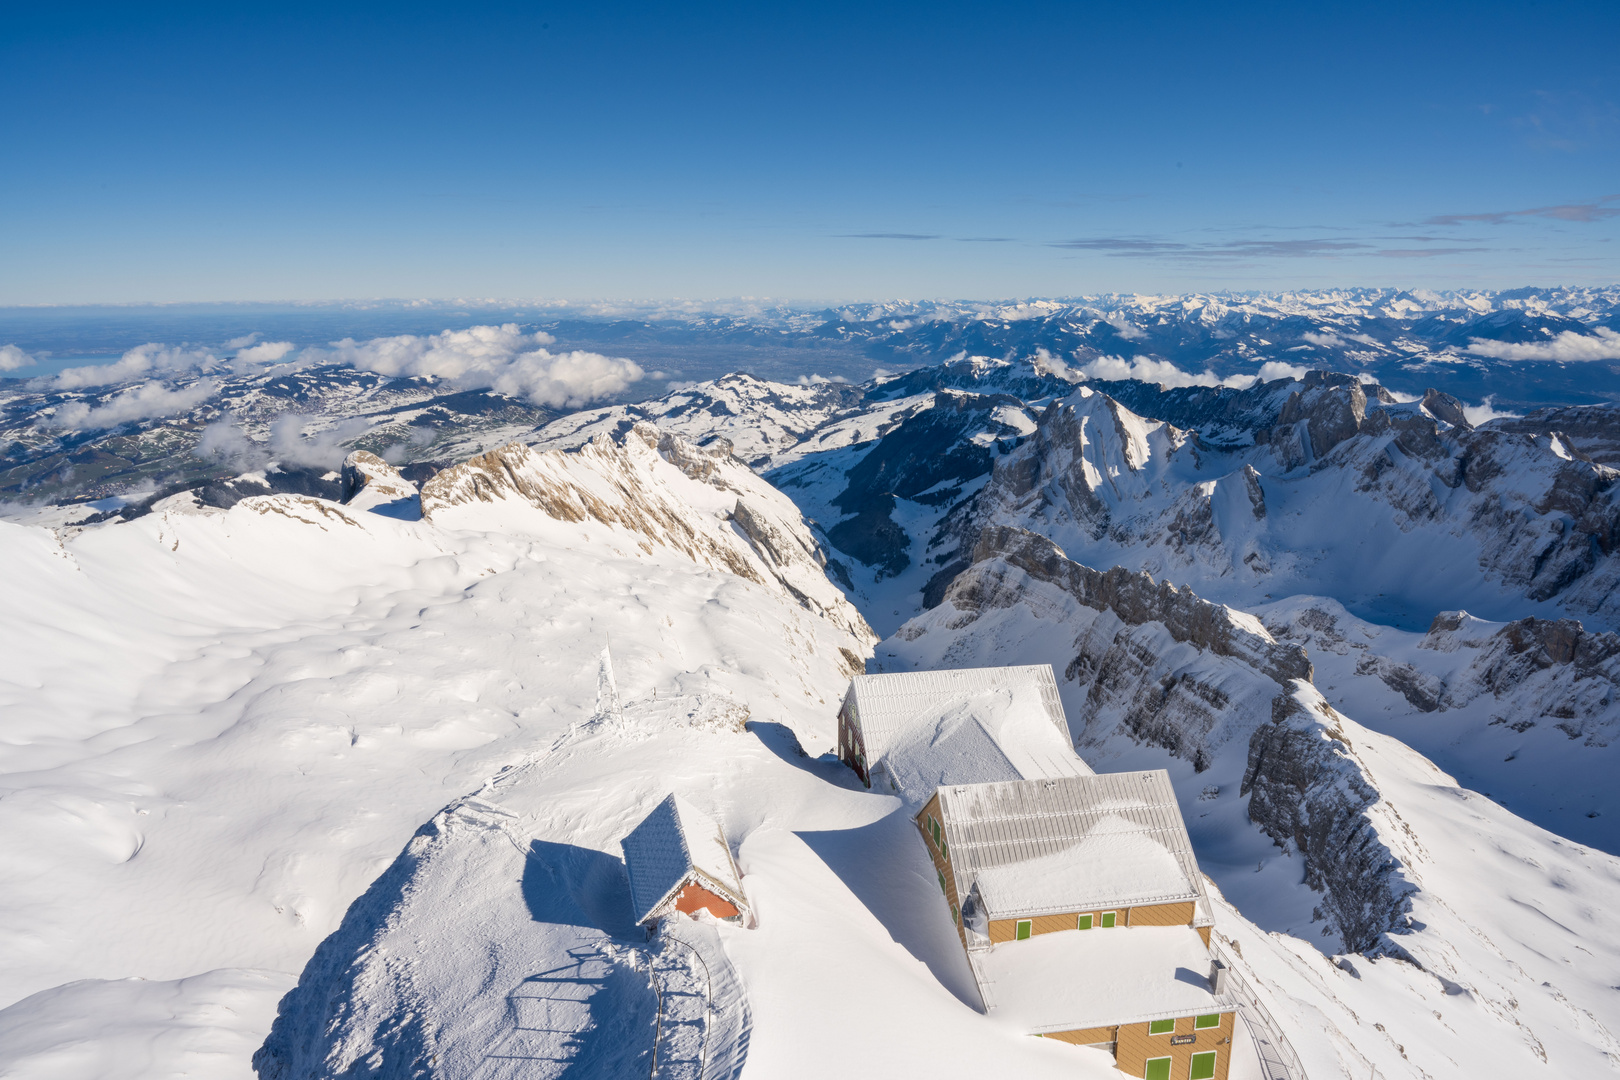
(1242, 688, 1414, 954)
(1426, 613, 1620, 742)
(339, 451, 421, 519)
(960, 526, 1311, 687)
(1271, 372, 1370, 461)
(1420, 388, 1471, 431)
(421, 425, 875, 644)
(968, 388, 1192, 546)
(1484, 402, 1620, 465)
(819, 389, 1036, 578)
(951, 379, 1620, 627)
(906, 528, 1412, 953)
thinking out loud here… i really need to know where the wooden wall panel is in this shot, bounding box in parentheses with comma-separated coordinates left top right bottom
(988, 901, 1198, 942)
(1030, 912, 1080, 936)
(1128, 901, 1195, 927)
(1115, 1012, 1234, 1080)
(917, 795, 964, 948)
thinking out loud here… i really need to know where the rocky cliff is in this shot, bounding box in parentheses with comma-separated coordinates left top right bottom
(939, 378, 1620, 629)
(421, 424, 875, 643)
(894, 525, 1413, 954)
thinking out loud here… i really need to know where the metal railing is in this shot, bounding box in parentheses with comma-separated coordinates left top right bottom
(1212, 942, 1309, 1080)
(651, 922, 752, 1080)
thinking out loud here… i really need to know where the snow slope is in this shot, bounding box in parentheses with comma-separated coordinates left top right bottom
(0, 426, 880, 1077)
(881, 531, 1620, 1078)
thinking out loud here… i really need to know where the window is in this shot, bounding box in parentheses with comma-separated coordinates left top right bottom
(1194, 1014, 1221, 1030)
(1147, 1018, 1175, 1036)
(950, 904, 959, 925)
(1077, 913, 1093, 930)
(1189, 1050, 1217, 1080)
(937, 869, 947, 895)
(1143, 1056, 1172, 1080)
(1099, 911, 1117, 928)
(1015, 919, 1032, 940)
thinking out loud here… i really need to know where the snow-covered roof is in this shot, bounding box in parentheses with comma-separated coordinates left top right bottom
(844, 664, 1075, 767)
(881, 684, 1091, 805)
(973, 924, 1234, 1032)
(937, 771, 1212, 923)
(620, 793, 746, 925)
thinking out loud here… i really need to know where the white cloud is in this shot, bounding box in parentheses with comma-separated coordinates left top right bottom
(1462, 395, 1522, 426)
(795, 373, 849, 385)
(1032, 347, 1079, 381)
(0, 344, 36, 372)
(268, 414, 377, 469)
(233, 340, 296, 369)
(489, 350, 648, 408)
(195, 413, 382, 471)
(326, 323, 642, 407)
(1079, 354, 1250, 390)
(1255, 361, 1311, 383)
(194, 417, 260, 466)
(1100, 312, 1148, 341)
(224, 333, 262, 350)
(53, 343, 222, 389)
(1302, 331, 1344, 347)
(46, 379, 220, 430)
(1465, 327, 1620, 362)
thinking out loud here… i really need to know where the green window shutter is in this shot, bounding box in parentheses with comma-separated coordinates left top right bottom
(1147, 1018, 1174, 1036)
(1015, 919, 1032, 940)
(950, 904, 959, 925)
(1189, 1050, 1217, 1080)
(1194, 1013, 1221, 1030)
(1143, 1057, 1172, 1080)
(937, 869, 947, 895)
(1077, 913, 1093, 930)
(1100, 911, 1117, 928)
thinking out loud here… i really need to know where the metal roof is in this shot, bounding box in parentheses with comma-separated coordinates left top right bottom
(620, 793, 747, 925)
(845, 664, 1072, 764)
(936, 770, 1214, 924)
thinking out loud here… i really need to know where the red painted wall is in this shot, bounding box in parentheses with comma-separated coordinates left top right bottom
(674, 881, 740, 919)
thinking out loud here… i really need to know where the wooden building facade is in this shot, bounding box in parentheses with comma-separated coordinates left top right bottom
(915, 772, 1235, 1079)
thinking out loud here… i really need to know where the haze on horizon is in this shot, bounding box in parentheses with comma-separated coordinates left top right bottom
(3, 0, 1617, 305)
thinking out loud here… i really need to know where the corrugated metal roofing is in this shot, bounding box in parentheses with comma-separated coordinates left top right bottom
(620, 793, 747, 925)
(937, 771, 1213, 923)
(847, 664, 1074, 763)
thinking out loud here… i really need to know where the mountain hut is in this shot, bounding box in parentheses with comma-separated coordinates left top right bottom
(621, 793, 750, 927)
(835, 664, 1089, 802)
(918, 770, 1234, 1080)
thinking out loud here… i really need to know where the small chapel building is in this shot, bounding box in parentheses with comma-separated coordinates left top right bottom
(621, 793, 750, 927)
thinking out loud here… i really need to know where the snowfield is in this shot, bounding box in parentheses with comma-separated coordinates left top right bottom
(7, 363, 1620, 1080)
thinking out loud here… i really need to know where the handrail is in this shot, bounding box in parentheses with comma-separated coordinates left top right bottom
(1211, 942, 1308, 1080)
(654, 926, 714, 1078)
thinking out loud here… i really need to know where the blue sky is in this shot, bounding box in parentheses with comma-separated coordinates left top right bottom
(2, 1, 1617, 303)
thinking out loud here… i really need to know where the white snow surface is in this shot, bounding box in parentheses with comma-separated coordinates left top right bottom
(970, 816, 1196, 920)
(883, 556, 1620, 1079)
(10, 367, 1620, 1080)
(976, 925, 1227, 1031)
(881, 684, 1091, 806)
